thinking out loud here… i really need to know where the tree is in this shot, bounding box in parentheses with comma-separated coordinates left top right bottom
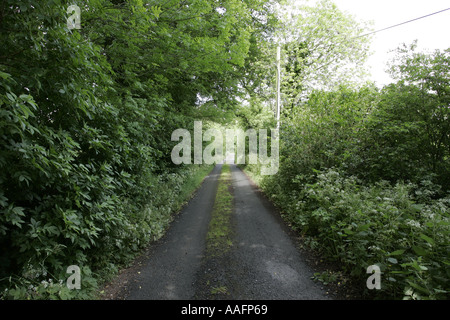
(278, 0, 373, 96)
(360, 43, 450, 191)
(0, 0, 279, 298)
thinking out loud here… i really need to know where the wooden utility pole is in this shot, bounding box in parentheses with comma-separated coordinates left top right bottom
(276, 46, 281, 130)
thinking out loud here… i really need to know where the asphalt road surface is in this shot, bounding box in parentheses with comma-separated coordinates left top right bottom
(123, 164, 329, 300)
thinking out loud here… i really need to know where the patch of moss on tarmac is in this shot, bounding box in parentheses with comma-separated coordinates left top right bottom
(194, 164, 237, 299)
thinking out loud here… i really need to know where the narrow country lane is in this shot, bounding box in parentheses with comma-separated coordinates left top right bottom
(118, 164, 329, 300)
(123, 165, 222, 299)
(223, 165, 329, 299)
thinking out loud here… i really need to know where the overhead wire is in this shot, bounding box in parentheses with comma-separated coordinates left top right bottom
(352, 7, 450, 39)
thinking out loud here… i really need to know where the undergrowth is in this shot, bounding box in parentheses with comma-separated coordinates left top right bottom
(244, 164, 449, 300)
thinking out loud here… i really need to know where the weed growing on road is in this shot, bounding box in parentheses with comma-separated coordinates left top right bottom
(206, 165, 234, 257)
(210, 285, 228, 295)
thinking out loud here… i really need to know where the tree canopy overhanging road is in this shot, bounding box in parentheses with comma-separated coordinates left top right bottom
(0, 0, 448, 301)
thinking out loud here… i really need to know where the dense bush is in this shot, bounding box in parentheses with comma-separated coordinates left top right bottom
(243, 45, 449, 299)
(0, 0, 272, 299)
(0, 54, 213, 299)
(284, 169, 449, 299)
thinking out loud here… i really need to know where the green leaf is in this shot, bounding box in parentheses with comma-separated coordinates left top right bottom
(343, 228, 354, 235)
(12, 206, 25, 217)
(412, 246, 428, 256)
(407, 281, 429, 295)
(150, 6, 162, 19)
(6, 92, 16, 101)
(419, 234, 434, 245)
(0, 71, 11, 79)
(389, 249, 405, 256)
(358, 223, 371, 231)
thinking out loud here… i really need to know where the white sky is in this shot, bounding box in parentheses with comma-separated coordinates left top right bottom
(332, 0, 450, 87)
